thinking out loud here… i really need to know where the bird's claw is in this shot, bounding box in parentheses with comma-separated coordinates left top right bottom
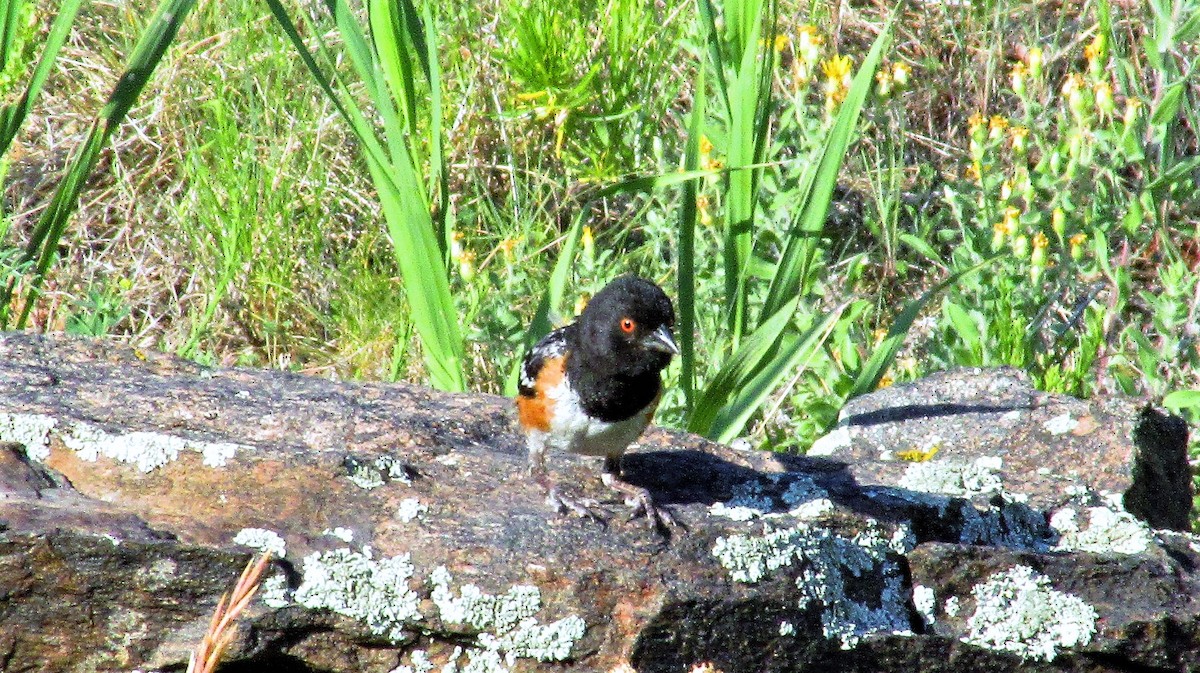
(626, 490, 676, 531)
(547, 488, 607, 523)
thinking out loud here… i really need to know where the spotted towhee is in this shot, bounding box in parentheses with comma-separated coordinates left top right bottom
(516, 275, 679, 528)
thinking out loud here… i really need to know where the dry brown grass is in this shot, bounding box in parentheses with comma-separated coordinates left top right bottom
(186, 552, 273, 673)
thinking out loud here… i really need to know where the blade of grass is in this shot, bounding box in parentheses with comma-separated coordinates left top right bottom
(0, 0, 84, 154)
(503, 211, 587, 396)
(266, 0, 465, 391)
(4, 0, 197, 328)
(760, 13, 894, 321)
(849, 257, 996, 397)
(707, 302, 849, 443)
(688, 294, 800, 436)
(678, 66, 706, 414)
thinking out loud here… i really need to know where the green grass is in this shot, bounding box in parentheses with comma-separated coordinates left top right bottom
(3, 0, 1199, 454)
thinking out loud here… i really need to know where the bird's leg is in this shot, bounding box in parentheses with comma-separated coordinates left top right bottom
(601, 454, 675, 530)
(528, 444, 604, 521)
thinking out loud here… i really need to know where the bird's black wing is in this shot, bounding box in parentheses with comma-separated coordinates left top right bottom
(517, 324, 574, 397)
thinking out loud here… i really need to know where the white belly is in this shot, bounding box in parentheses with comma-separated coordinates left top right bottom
(544, 375, 651, 457)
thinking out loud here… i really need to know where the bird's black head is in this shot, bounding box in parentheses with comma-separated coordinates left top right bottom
(574, 275, 678, 377)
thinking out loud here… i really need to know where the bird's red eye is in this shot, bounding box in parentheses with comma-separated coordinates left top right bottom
(620, 317, 636, 333)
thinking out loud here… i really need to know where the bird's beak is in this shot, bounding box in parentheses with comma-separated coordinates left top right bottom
(642, 324, 680, 355)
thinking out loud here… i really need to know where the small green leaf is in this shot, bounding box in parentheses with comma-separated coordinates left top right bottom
(1163, 390, 1200, 413)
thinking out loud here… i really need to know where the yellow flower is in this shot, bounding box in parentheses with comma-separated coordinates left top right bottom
(988, 114, 1009, 140)
(774, 33, 789, 52)
(991, 208, 1020, 252)
(1010, 62, 1028, 96)
(1026, 46, 1044, 81)
(1009, 125, 1030, 154)
(1002, 206, 1021, 233)
(892, 62, 911, 88)
(822, 55, 853, 97)
(457, 250, 476, 281)
(1069, 232, 1087, 261)
(699, 135, 721, 171)
(1062, 74, 1090, 122)
(796, 25, 823, 65)
(968, 112, 986, 144)
(697, 194, 713, 227)
(498, 238, 518, 257)
(875, 70, 894, 98)
(1084, 32, 1107, 73)
(1092, 81, 1114, 121)
(581, 225, 595, 259)
(1123, 97, 1143, 126)
(965, 162, 981, 183)
(1030, 232, 1048, 281)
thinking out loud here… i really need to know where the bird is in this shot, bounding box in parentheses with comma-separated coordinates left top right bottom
(516, 275, 679, 529)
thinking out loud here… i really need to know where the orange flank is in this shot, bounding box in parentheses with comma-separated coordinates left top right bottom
(517, 354, 567, 432)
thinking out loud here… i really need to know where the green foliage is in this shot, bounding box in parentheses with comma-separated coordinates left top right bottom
(267, 0, 466, 391)
(931, 1, 1200, 398)
(9, 0, 1200, 465)
(680, 5, 902, 443)
(497, 0, 687, 177)
(65, 282, 130, 337)
(0, 0, 195, 328)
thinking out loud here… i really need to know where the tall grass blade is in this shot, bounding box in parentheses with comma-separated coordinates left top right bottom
(707, 302, 848, 443)
(714, 0, 775, 348)
(267, 0, 465, 391)
(4, 0, 196, 328)
(678, 67, 706, 414)
(849, 258, 995, 397)
(687, 295, 799, 436)
(761, 15, 894, 321)
(503, 212, 587, 396)
(0, 0, 84, 154)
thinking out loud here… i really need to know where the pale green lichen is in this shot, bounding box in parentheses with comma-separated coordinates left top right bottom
(324, 527, 355, 542)
(61, 420, 244, 471)
(944, 596, 960, 617)
(294, 547, 421, 642)
(779, 620, 795, 636)
(429, 566, 586, 671)
(712, 520, 914, 649)
(261, 574, 290, 609)
(963, 565, 1097, 662)
(398, 497, 429, 523)
(391, 649, 434, 673)
(898, 456, 1004, 498)
(913, 585, 937, 625)
(233, 528, 287, 558)
(1043, 413, 1079, 435)
(1050, 506, 1152, 554)
(0, 412, 57, 461)
(347, 454, 412, 489)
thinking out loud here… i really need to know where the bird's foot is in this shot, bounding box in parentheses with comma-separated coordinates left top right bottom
(546, 487, 607, 523)
(624, 486, 676, 532)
